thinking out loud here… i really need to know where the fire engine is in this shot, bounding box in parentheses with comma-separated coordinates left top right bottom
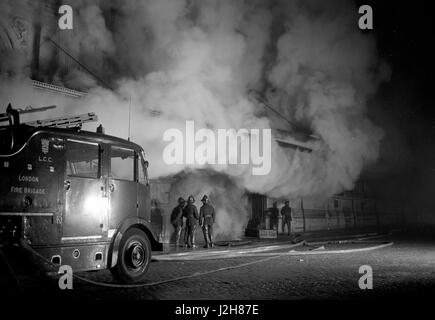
(0, 104, 162, 283)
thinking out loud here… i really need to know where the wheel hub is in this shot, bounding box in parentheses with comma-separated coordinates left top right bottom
(127, 241, 146, 269)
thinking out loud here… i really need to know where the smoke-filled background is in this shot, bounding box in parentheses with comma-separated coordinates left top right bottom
(2, 0, 413, 237)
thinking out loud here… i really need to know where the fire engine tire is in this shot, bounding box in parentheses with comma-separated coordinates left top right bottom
(110, 227, 151, 284)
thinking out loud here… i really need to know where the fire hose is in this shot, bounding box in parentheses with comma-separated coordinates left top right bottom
(12, 236, 393, 289)
(18, 239, 305, 288)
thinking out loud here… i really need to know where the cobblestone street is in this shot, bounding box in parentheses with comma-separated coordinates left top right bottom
(2, 233, 435, 301)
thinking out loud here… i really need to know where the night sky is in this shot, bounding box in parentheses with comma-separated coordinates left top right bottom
(357, 1, 432, 125)
(374, 1, 433, 116)
(358, 1, 435, 205)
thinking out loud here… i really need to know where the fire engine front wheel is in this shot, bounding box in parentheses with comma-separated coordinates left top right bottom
(110, 228, 151, 283)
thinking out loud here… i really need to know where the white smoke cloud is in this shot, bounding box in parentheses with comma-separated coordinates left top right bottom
(264, 0, 388, 196)
(0, 0, 389, 236)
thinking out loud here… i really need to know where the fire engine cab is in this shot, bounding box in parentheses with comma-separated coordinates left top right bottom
(0, 104, 162, 283)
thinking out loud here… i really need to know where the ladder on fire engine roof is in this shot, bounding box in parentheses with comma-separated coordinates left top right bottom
(1, 103, 98, 129)
(25, 112, 98, 129)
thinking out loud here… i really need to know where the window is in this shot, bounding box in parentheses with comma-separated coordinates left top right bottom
(66, 140, 100, 178)
(111, 147, 134, 181)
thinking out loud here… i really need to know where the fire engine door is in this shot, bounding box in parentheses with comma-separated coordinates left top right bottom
(63, 140, 107, 240)
(108, 146, 138, 229)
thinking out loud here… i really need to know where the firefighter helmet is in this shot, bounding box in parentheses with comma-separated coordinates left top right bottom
(178, 197, 185, 204)
(187, 195, 195, 203)
(201, 195, 209, 202)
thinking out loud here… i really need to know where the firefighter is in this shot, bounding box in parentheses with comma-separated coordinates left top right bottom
(182, 195, 199, 248)
(170, 197, 186, 247)
(199, 195, 215, 248)
(266, 201, 279, 231)
(281, 200, 292, 236)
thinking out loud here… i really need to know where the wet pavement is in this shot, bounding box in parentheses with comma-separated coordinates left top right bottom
(3, 229, 435, 301)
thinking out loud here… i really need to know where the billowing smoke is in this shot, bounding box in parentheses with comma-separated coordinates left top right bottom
(0, 0, 389, 237)
(170, 171, 249, 239)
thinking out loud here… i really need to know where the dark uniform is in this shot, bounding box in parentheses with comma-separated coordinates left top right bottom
(200, 196, 215, 248)
(267, 203, 279, 230)
(281, 202, 292, 235)
(183, 196, 199, 248)
(170, 198, 185, 246)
